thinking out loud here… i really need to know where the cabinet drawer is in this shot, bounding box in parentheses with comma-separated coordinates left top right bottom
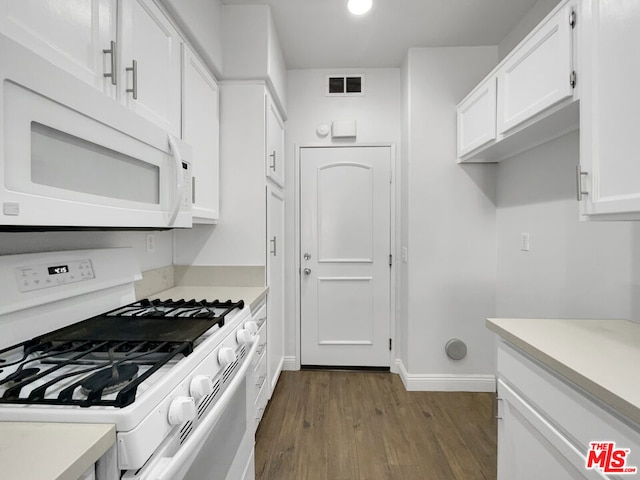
(253, 352, 268, 428)
(498, 341, 640, 467)
(253, 348, 268, 400)
(498, 380, 608, 480)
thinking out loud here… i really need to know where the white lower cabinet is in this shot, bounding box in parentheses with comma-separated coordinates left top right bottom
(252, 300, 268, 430)
(497, 341, 640, 479)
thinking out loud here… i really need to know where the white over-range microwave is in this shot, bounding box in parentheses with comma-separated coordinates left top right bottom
(0, 33, 192, 229)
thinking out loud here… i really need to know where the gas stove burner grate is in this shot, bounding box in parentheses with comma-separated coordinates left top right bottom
(0, 297, 245, 408)
(80, 363, 139, 396)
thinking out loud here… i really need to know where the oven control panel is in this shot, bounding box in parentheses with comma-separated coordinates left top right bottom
(15, 259, 95, 292)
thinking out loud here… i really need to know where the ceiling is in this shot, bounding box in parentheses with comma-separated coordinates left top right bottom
(221, 0, 540, 69)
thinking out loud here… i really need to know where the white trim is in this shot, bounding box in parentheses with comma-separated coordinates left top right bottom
(282, 356, 298, 371)
(397, 360, 496, 392)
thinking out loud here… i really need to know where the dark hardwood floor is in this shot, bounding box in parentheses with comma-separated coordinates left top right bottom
(255, 370, 497, 480)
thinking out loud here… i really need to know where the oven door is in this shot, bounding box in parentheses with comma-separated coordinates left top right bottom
(123, 339, 259, 480)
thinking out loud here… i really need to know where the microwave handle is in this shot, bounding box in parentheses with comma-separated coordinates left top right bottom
(167, 135, 184, 227)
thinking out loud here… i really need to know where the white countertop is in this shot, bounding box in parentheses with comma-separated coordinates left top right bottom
(487, 317, 640, 425)
(149, 285, 268, 312)
(0, 422, 115, 480)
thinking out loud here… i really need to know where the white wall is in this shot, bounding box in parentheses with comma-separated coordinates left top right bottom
(285, 67, 402, 363)
(401, 47, 498, 388)
(498, 0, 561, 60)
(496, 131, 640, 321)
(158, 0, 224, 77)
(0, 230, 174, 272)
(222, 5, 287, 113)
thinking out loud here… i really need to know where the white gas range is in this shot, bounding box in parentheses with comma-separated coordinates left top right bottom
(0, 248, 258, 480)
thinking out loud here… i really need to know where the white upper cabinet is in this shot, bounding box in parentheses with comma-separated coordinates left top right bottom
(578, 0, 640, 219)
(457, 0, 578, 163)
(182, 44, 219, 223)
(496, 2, 574, 134)
(119, 0, 182, 138)
(0, 0, 117, 96)
(265, 94, 285, 188)
(457, 77, 497, 158)
(0, 0, 182, 138)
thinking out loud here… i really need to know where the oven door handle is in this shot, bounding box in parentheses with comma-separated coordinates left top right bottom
(146, 337, 259, 480)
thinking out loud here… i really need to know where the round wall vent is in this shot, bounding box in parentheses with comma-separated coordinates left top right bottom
(445, 338, 467, 360)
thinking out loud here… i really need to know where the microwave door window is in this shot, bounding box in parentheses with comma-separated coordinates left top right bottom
(30, 123, 160, 204)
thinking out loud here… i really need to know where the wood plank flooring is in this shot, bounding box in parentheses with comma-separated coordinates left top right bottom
(255, 370, 497, 480)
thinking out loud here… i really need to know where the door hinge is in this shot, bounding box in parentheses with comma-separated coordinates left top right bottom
(570, 71, 577, 89)
(569, 9, 576, 29)
(389, 254, 392, 267)
(389, 338, 392, 351)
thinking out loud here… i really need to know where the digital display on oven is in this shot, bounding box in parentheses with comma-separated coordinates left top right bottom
(48, 265, 69, 275)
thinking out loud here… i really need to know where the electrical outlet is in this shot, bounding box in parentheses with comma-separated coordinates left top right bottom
(146, 233, 156, 253)
(520, 233, 530, 252)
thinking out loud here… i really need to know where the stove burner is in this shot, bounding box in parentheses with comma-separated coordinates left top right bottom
(80, 364, 139, 396)
(5, 368, 40, 384)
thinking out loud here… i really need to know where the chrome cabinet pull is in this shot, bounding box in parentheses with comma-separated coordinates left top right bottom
(270, 236, 277, 256)
(576, 165, 588, 201)
(103, 41, 117, 85)
(126, 59, 138, 100)
(269, 151, 276, 171)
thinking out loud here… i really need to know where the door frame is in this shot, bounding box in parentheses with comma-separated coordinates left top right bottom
(294, 143, 397, 371)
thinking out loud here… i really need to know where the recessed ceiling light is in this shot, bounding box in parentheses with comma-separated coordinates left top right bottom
(347, 0, 372, 15)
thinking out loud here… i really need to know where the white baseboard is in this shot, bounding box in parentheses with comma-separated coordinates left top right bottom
(396, 360, 495, 392)
(282, 356, 298, 371)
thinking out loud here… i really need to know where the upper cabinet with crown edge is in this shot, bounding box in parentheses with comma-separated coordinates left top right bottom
(457, 0, 579, 164)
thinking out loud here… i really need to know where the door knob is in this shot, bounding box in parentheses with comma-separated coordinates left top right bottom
(303, 252, 311, 260)
(303, 267, 311, 275)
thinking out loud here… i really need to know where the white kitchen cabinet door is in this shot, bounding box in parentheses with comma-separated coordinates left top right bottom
(457, 76, 497, 158)
(497, 2, 574, 135)
(266, 185, 284, 397)
(0, 0, 117, 96)
(182, 45, 219, 223)
(265, 94, 285, 188)
(118, 0, 181, 137)
(497, 381, 598, 480)
(579, 0, 640, 218)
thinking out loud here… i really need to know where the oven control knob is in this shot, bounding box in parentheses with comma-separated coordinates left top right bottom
(244, 321, 258, 335)
(218, 347, 237, 366)
(190, 375, 213, 399)
(236, 328, 253, 345)
(168, 396, 196, 425)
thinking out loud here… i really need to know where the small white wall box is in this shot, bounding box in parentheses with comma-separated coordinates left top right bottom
(331, 120, 357, 138)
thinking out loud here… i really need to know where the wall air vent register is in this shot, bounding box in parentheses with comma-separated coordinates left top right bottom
(326, 75, 364, 96)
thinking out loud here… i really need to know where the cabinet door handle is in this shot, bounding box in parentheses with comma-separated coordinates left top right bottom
(103, 41, 117, 85)
(576, 165, 588, 201)
(269, 151, 276, 171)
(270, 236, 277, 256)
(126, 59, 138, 100)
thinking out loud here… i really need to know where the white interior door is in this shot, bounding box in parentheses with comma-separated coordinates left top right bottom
(300, 146, 391, 367)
